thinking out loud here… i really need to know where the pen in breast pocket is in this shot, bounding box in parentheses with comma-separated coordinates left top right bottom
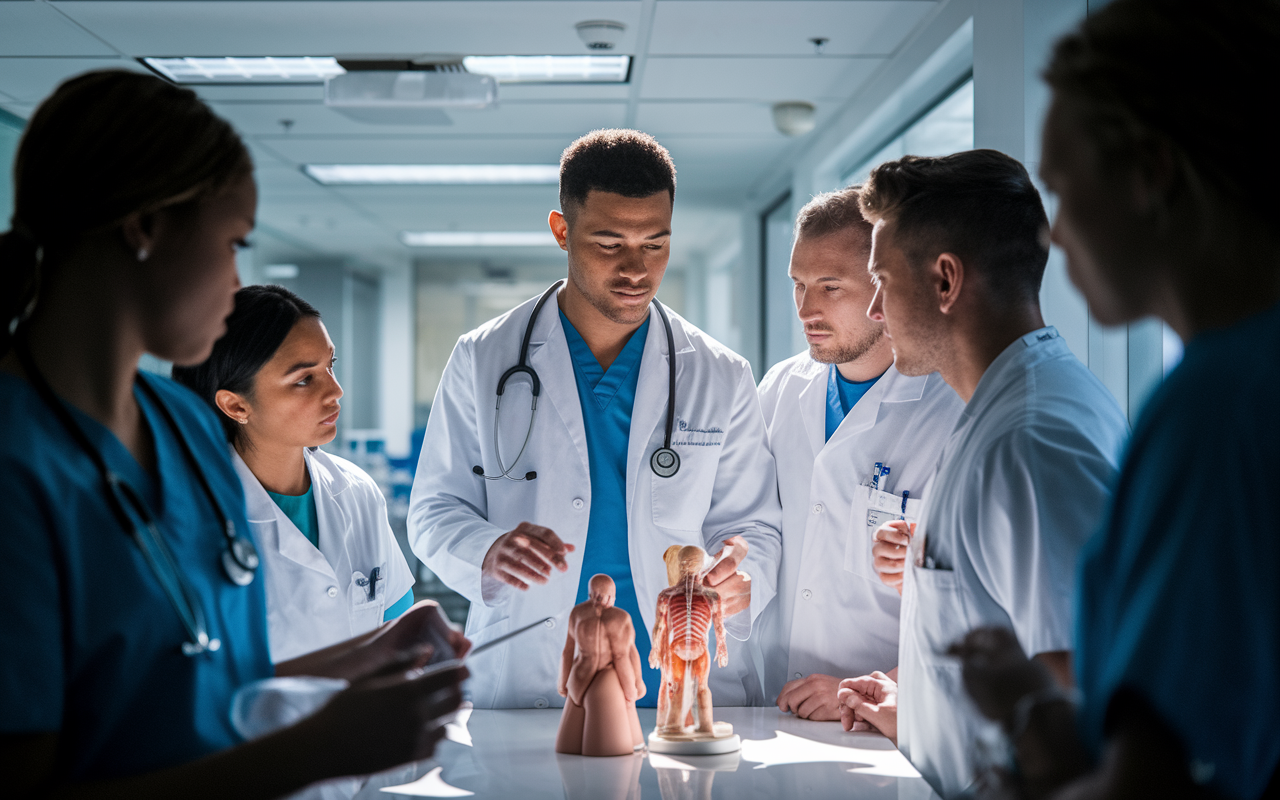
(900, 490, 909, 518)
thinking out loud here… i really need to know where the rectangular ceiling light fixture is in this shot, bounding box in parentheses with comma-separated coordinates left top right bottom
(305, 164, 560, 186)
(143, 56, 345, 84)
(462, 55, 631, 83)
(400, 231, 560, 247)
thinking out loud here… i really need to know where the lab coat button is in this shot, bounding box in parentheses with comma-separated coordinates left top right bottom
(572, 498, 584, 510)
(794, 672, 803, 680)
(534, 698, 549, 709)
(802, 589, 813, 600)
(326, 586, 337, 598)
(544, 618, 556, 629)
(812, 503, 824, 514)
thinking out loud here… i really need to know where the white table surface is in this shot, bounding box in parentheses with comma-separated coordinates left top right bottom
(325, 707, 940, 800)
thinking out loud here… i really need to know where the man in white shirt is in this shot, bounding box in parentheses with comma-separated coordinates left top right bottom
(753, 187, 963, 718)
(838, 150, 1128, 797)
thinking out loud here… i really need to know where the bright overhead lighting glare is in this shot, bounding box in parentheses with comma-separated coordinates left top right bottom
(143, 56, 345, 83)
(262, 264, 299, 279)
(400, 231, 560, 247)
(462, 55, 630, 83)
(305, 164, 560, 185)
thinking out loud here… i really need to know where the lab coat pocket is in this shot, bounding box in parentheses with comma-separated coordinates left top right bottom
(651, 447, 717, 532)
(906, 566, 971, 666)
(348, 569, 387, 636)
(845, 486, 919, 583)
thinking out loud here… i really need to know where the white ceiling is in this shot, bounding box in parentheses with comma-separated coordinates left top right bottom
(0, 0, 939, 274)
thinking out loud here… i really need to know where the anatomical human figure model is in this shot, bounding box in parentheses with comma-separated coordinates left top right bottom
(650, 546, 730, 740)
(555, 574, 646, 756)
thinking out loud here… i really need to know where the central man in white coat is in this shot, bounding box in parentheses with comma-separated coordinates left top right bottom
(409, 130, 782, 709)
(754, 188, 963, 716)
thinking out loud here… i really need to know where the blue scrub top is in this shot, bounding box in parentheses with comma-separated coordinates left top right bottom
(824, 363, 882, 441)
(1076, 301, 1280, 799)
(0, 371, 273, 780)
(560, 310, 662, 707)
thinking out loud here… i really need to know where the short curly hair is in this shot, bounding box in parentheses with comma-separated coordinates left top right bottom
(559, 129, 676, 219)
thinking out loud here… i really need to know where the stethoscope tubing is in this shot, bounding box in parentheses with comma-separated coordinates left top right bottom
(476, 280, 680, 481)
(13, 335, 256, 656)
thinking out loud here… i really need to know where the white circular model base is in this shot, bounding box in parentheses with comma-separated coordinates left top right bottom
(647, 731, 741, 755)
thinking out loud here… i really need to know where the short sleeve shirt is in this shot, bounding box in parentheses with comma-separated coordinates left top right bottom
(1076, 303, 1280, 799)
(0, 372, 273, 780)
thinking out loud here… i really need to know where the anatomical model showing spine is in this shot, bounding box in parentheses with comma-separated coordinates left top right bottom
(649, 546, 729, 738)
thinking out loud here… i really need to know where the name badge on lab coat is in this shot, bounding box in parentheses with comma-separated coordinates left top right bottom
(864, 485, 923, 531)
(847, 485, 923, 579)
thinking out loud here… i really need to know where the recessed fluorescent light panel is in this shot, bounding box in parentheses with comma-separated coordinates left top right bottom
(400, 231, 561, 247)
(462, 55, 630, 83)
(262, 264, 300, 279)
(143, 57, 345, 84)
(305, 164, 560, 185)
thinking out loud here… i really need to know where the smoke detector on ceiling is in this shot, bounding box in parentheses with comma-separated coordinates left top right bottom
(772, 102, 816, 136)
(575, 20, 626, 50)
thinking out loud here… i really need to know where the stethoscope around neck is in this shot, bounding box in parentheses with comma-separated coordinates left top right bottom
(472, 279, 681, 482)
(14, 334, 259, 657)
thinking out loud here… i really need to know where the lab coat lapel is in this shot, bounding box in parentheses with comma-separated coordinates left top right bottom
(306, 448, 354, 575)
(231, 448, 337, 580)
(626, 305, 693, 515)
(826, 365, 926, 447)
(526, 302, 590, 478)
(796, 360, 828, 460)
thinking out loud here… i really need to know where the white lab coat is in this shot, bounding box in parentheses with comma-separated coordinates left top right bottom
(409, 291, 783, 709)
(897, 328, 1128, 798)
(750, 355, 963, 702)
(234, 447, 416, 664)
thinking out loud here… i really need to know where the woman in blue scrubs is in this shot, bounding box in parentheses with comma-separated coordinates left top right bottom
(946, 1, 1280, 797)
(0, 70, 466, 797)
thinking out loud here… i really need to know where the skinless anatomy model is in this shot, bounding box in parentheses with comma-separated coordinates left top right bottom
(555, 574, 646, 756)
(648, 546, 741, 755)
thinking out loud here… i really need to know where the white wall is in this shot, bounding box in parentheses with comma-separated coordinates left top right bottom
(740, 0, 1163, 417)
(379, 262, 415, 458)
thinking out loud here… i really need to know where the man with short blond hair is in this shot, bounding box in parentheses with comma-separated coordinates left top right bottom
(752, 185, 963, 717)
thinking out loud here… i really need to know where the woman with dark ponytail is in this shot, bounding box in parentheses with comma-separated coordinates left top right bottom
(0, 70, 465, 798)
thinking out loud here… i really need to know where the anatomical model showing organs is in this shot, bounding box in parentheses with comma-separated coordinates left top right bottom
(647, 546, 741, 754)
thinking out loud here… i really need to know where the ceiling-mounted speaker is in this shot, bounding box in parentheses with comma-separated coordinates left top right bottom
(772, 102, 817, 136)
(575, 20, 626, 50)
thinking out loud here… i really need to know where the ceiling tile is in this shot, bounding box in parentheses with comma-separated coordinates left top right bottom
(0, 56, 146, 103)
(0, 2, 119, 57)
(639, 56, 880, 101)
(637, 100, 837, 137)
(51, 1, 643, 57)
(649, 1, 936, 56)
(660, 135, 793, 195)
(213, 100, 626, 138)
(254, 136, 577, 167)
(498, 83, 632, 102)
(334, 185, 562, 229)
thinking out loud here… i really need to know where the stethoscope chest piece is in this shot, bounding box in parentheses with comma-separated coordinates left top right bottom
(222, 529, 259, 587)
(651, 446, 680, 478)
